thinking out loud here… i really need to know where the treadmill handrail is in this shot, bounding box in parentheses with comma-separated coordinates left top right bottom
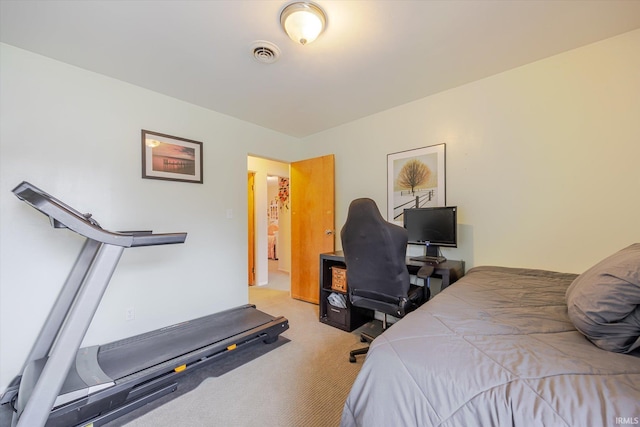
(12, 182, 187, 247)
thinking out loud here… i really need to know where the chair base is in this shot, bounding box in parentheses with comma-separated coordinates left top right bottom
(349, 346, 368, 363)
(349, 331, 375, 363)
(347, 290, 427, 364)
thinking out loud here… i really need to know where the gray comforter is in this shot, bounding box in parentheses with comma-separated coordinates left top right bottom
(341, 266, 640, 427)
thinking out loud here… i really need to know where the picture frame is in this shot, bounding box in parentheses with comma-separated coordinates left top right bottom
(387, 143, 446, 224)
(141, 130, 203, 184)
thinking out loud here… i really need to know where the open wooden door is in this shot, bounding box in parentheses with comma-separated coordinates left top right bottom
(290, 154, 335, 303)
(247, 172, 256, 286)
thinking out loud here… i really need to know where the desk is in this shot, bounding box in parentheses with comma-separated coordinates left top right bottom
(319, 251, 465, 331)
(405, 258, 465, 291)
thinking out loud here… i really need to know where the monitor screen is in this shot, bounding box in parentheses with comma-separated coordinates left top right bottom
(403, 206, 457, 247)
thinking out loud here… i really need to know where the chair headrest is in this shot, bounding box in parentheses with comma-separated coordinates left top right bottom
(342, 198, 386, 230)
(340, 198, 411, 305)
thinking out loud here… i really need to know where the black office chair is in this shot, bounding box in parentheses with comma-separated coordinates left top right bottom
(341, 198, 433, 363)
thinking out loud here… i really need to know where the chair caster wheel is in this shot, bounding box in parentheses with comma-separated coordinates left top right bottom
(349, 355, 357, 363)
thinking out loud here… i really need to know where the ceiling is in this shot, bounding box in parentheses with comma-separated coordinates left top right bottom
(2, 1, 640, 138)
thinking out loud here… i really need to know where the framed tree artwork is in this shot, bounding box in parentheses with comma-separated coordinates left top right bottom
(387, 143, 446, 224)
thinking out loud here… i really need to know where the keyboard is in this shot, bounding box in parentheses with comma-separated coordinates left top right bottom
(410, 255, 447, 264)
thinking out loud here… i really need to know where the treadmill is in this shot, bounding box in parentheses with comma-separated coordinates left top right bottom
(1, 182, 289, 427)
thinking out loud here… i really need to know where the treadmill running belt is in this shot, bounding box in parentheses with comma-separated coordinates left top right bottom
(98, 306, 275, 379)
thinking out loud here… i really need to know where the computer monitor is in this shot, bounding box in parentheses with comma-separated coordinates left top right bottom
(403, 206, 457, 257)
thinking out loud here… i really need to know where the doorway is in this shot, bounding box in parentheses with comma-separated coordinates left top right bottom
(247, 154, 335, 302)
(266, 174, 290, 291)
(248, 172, 256, 286)
(247, 156, 291, 291)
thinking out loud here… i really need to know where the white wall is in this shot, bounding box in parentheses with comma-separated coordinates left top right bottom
(300, 29, 640, 274)
(0, 43, 298, 390)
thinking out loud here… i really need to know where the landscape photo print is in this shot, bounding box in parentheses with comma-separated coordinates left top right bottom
(387, 144, 446, 224)
(141, 130, 203, 183)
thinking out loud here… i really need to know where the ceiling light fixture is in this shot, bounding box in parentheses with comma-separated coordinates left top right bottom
(280, 2, 327, 45)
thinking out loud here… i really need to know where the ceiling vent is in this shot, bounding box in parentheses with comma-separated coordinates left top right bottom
(250, 41, 281, 64)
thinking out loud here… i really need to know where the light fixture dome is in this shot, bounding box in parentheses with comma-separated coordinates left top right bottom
(280, 2, 326, 45)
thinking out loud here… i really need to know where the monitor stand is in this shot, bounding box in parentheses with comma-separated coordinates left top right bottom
(425, 243, 439, 257)
(409, 244, 447, 264)
(427, 244, 446, 263)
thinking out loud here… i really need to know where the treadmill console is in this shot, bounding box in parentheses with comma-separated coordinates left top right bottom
(12, 181, 187, 247)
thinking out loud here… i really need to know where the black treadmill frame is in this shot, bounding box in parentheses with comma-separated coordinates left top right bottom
(2, 182, 289, 427)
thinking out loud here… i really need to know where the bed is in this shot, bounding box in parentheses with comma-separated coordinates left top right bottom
(341, 244, 640, 427)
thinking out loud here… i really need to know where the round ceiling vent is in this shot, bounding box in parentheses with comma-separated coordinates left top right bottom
(250, 41, 281, 64)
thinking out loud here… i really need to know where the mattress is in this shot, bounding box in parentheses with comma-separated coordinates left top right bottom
(341, 266, 640, 427)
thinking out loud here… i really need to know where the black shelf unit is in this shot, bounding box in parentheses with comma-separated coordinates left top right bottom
(319, 251, 373, 332)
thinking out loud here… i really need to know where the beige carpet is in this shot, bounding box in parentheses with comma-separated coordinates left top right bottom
(264, 259, 290, 291)
(118, 287, 366, 427)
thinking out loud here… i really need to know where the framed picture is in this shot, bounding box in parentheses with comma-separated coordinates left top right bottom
(141, 130, 203, 183)
(387, 143, 446, 224)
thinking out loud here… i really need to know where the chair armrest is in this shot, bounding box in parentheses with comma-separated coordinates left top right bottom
(416, 265, 435, 279)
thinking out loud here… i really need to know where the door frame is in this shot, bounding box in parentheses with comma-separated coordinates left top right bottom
(247, 172, 256, 286)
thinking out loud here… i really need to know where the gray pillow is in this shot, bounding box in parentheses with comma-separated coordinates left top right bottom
(565, 243, 640, 353)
